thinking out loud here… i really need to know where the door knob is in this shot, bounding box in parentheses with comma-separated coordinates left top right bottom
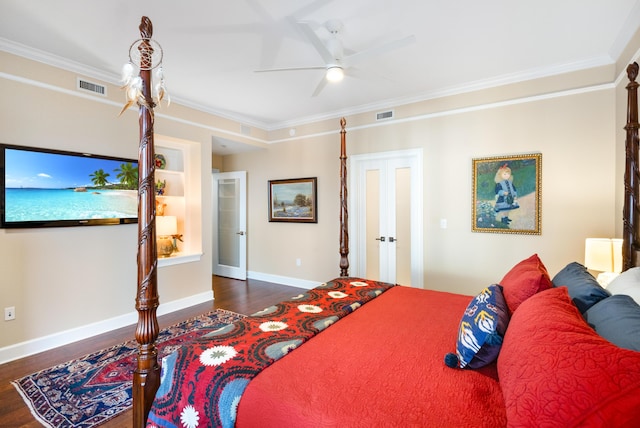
(237, 231, 245, 236)
(375, 236, 386, 242)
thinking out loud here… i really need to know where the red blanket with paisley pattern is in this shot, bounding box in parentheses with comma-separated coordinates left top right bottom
(147, 277, 396, 428)
(236, 285, 506, 427)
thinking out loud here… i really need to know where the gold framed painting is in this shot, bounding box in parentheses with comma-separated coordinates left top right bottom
(268, 177, 317, 223)
(472, 153, 541, 234)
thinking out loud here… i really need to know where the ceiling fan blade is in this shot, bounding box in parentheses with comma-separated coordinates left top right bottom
(343, 34, 416, 68)
(311, 75, 329, 97)
(344, 66, 397, 84)
(343, 66, 365, 80)
(296, 21, 336, 64)
(254, 66, 325, 73)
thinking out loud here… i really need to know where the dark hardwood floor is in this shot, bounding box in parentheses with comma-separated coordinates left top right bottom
(0, 276, 305, 427)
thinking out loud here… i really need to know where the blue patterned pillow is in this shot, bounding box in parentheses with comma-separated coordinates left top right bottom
(445, 284, 510, 369)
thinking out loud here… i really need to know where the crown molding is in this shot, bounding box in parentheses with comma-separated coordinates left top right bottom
(0, 37, 616, 133)
(0, 38, 272, 130)
(268, 56, 614, 131)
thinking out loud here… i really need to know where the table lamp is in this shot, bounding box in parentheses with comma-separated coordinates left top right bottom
(156, 215, 177, 257)
(584, 238, 622, 286)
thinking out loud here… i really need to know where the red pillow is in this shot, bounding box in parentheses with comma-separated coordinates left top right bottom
(498, 287, 640, 427)
(500, 254, 552, 313)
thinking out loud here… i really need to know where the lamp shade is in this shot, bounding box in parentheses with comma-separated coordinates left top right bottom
(612, 238, 623, 273)
(156, 215, 177, 237)
(584, 238, 623, 273)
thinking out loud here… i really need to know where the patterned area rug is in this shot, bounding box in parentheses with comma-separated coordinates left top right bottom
(12, 309, 245, 428)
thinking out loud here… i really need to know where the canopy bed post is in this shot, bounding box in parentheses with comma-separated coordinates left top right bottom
(339, 117, 349, 276)
(131, 16, 161, 428)
(623, 62, 640, 271)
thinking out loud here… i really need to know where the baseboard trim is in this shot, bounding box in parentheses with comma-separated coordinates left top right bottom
(0, 273, 323, 365)
(247, 271, 323, 290)
(0, 290, 213, 365)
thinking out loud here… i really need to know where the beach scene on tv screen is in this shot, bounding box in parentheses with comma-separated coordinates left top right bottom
(4, 148, 138, 222)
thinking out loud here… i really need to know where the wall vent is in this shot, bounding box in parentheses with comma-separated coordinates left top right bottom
(77, 78, 107, 96)
(376, 110, 394, 121)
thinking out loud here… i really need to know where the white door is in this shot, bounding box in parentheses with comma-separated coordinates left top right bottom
(350, 150, 423, 287)
(212, 171, 247, 280)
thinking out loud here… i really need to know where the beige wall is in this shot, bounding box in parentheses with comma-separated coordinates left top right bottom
(0, 52, 222, 355)
(224, 79, 621, 297)
(1, 25, 639, 358)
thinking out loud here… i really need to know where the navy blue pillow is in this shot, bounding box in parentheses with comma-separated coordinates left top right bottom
(583, 294, 640, 352)
(552, 262, 610, 313)
(445, 284, 510, 369)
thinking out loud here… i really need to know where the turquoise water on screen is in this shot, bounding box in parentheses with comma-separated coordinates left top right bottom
(5, 188, 137, 222)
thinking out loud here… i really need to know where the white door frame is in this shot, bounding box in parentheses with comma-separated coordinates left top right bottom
(349, 149, 424, 287)
(212, 171, 247, 280)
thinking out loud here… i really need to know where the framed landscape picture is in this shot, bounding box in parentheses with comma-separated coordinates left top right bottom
(268, 177, 317, 223)
(472, 153, 541, 234)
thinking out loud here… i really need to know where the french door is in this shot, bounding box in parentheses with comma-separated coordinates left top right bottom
(212, 171, 247, 280)
(350, 149, 423, 287)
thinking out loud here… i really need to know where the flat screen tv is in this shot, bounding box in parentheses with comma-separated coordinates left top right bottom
(0, 144, 138, 228)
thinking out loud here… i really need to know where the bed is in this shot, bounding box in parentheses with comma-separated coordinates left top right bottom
(129, 17, 640, 428)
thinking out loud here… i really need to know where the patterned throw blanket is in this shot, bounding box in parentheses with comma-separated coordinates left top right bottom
(147, 277, 395, 428)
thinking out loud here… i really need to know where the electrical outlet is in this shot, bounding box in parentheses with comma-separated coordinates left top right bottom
(5, 306, 15, 321)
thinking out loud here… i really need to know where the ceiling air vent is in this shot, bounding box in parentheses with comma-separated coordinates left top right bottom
(77, 78, 107, 96)
(376, 110, 394, 121)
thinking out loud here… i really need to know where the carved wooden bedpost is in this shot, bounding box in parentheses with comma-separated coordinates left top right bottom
(339, 117, 349, 276)
(132, 16, 160, 428)
(623, 62, 639, 271)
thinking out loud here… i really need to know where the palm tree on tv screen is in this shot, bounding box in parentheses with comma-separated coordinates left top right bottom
(115, 162, 138, 190)
(89, 169, 110, 187)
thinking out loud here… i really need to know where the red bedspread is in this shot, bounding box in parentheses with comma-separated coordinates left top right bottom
(237, 286, 506, 427)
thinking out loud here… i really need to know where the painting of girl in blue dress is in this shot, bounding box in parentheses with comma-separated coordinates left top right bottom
(494, 163, 519, 224)
(472, 153, 541, 235)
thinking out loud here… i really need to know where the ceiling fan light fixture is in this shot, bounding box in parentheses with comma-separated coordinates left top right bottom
(326, 66, 344, 82)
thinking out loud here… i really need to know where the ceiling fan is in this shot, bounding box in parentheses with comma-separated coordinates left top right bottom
(255, 19, 416, 97)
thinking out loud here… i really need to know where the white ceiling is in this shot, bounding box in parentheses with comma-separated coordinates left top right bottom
(2, 0, 640, 133)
